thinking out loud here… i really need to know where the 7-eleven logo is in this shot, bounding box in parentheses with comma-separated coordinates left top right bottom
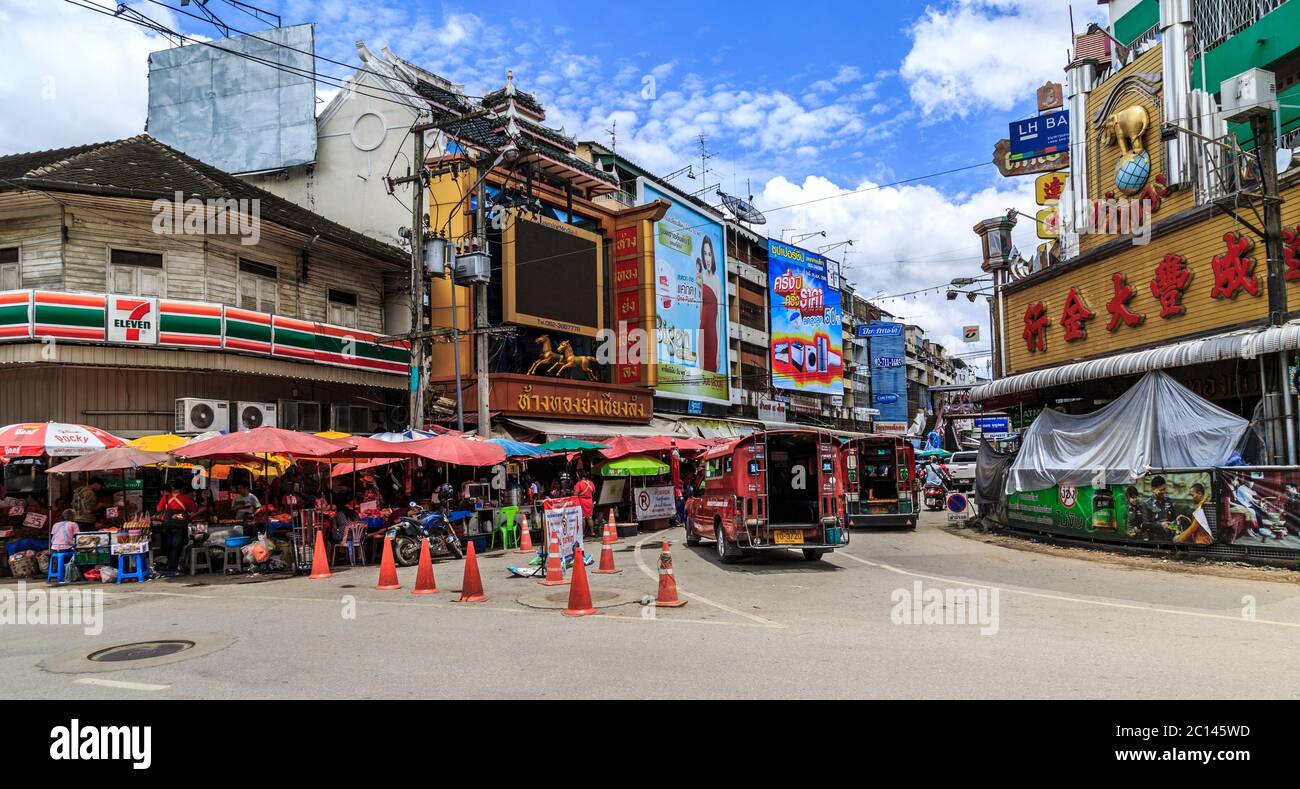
(112, 299, 154, 342)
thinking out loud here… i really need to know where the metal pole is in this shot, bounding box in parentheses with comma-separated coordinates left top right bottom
(475, 178, 491, 439)
(1280, 351, 1297, 465)
(451, 270, 465, 432)
(1251, 111, 1288, 325)
(409, 131, 426, 431)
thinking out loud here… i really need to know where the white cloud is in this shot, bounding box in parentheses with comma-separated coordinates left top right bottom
(0, 0, 179, 153)
(899, 0, 1104, 121)
(758, 173, 1040, 361)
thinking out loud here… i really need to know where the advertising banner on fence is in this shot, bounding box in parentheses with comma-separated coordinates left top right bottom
(1218, 468, 1300, 549)
(768, 241, 843, 396)
(633, 485, 676, 521)
(863, 321, 907, 426)
(543, 496, 585, 560)
(1006, 471, 1219, 545)
(638, 179, 729, 404)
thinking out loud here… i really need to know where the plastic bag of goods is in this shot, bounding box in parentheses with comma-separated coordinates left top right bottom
(97, 565, 117, 583)
(7, 550, 37, 578)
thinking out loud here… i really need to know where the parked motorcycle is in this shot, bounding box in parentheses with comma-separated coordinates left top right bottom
(389, 503, 464, 566)
(923, 484, 947, 512)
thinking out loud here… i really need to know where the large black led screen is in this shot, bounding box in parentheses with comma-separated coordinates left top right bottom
(512, 217, 600, 332)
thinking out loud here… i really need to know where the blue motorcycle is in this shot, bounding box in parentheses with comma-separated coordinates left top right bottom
(390, 503, 464, 566)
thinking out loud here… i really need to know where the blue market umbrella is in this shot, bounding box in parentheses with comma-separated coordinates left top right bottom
(489, 438, 550, 458)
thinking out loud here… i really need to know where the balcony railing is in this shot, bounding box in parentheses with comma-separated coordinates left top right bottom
(1192, 0, 1289, 57)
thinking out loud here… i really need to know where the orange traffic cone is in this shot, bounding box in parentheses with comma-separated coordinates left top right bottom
(538, 531, 568, 586)
(411, 537, 440, 595)
(516, 512, 534, 554)
(456, 540, 489, 603)
(654, 540, 687, 608)
(562, 545, 598, 617)
(308, 529, 332, 579)
(594, 531, 621, 575)
(604, 508, 623, 545)
(374, 534, 402, 590)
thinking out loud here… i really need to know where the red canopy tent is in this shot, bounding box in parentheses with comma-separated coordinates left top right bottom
(171, 427, 352, 461)
(599, 434, 708, 460)
(402, 435, 507, 467)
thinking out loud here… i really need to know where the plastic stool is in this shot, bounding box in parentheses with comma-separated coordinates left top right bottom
(46, 551, 74, 583)
(183, 543, 212, 575)
(221, 544, 244, 574)
(115, 553, 147, 584)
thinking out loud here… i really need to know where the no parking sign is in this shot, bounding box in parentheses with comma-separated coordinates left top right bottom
(946, 492, 974, 525)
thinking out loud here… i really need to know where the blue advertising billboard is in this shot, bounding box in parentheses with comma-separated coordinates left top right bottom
(637, 179, 730, 404)
(865, 321, 907, 427)
(767, 240, 843, 396)
(1009, 109, 1069, 161)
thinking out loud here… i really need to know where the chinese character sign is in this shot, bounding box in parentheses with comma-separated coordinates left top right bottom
(768, 240, 844, 396)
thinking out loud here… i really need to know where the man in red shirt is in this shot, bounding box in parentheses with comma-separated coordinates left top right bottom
(157, 483, 198, 577)
(572, 472, 596, 538)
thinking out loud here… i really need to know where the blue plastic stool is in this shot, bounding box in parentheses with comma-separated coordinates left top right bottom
(115, 553, 148, 584)
(46, 551, 74, 583)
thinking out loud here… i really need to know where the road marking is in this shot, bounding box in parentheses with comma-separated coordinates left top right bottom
(834, 548, 1300, 630)
(74, 678, 170, 691)
(632, 531, 784, 629)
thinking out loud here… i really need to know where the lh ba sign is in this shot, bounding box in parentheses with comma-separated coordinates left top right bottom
(107, 296, 158, 345)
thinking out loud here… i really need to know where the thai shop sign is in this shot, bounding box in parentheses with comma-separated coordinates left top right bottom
(637, 178, 730, 405)
(865, 321, 907, 425)
(107, 296, 158, 345)
(633, 485, 676, 521)
(1006, 471, 1221, 545)
(768, 240, 843, 396)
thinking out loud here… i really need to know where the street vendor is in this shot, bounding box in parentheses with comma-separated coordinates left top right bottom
(71, 477, 106, 527)
(231, 483, 261, 521)
(157, 482, 197, 577)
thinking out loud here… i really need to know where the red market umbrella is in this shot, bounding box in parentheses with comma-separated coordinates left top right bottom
(0, 422, 126, 459)
(403, 435, 507, 467)
(48, 446, 172, 473)
(172, 427, 352, 461)
(330, 456, 404, 477)
(599, 434, 708, 459)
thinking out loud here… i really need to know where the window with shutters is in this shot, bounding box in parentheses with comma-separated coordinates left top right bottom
(327, 289, 358, 328)
(108, 248, 164, 297)
(238, 259, 278, 314)
(0, 248, 18, 291)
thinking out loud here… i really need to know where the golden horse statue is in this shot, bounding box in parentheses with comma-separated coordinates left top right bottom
(528, 335, 564, 376)
(554, 340, 601, 382)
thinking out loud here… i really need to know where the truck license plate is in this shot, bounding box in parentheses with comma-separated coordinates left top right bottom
(774, 530, 805, 545)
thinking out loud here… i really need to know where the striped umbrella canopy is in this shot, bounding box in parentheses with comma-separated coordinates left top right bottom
(0, 422, 126, 459)
(371, 429, 440, 443)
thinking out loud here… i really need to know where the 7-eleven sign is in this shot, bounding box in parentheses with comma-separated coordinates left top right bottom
(107, 296, 158, 345)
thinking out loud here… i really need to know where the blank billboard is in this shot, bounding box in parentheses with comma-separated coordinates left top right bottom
(504, 212, 604, 338)
(147, 24, 317, 174)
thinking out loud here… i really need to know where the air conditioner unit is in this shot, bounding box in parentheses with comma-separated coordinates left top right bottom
(1220, 68, 1277, 123)
(176, 398, 229, 434)
(234, 401, 277, 431)
(278, 400, 322, 432)
(330, 404, 374, 434)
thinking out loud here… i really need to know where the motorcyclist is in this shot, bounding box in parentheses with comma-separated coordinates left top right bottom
(923, 460, 951, 490)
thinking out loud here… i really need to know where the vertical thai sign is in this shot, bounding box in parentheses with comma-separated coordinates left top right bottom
(767, 241, 843, 396)
(612, 222, 651, 387)
(861, 321, 907, 430)
(637, 178, 729, 404)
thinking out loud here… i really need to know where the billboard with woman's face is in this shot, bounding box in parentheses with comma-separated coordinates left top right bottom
(637, 179, 730, 404)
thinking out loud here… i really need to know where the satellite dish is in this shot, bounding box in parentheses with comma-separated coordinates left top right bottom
(1277, 147, 1296, 175)
(717, 191, 767, 225)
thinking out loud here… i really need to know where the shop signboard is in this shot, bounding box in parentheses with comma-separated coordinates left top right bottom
(757, 398, 788, 423)
(0, 290, 32, 340)
(33, 291, 106, 342)
(106, 295, 158, 345)
(865, 321, 907, 425)
(633, 485, 676, 521)
(158, 299, 223, 348)
(1217, 468, 1300, 550)
(1009, 109, 1069, 162)
(768, 240, 843, 396)
(637, 179, 729, 404)
(543, 496, 585, 560)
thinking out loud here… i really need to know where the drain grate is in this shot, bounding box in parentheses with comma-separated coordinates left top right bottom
(88, 640, 195, 663)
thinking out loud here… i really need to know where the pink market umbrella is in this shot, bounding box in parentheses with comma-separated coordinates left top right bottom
(403, 435, 507, 467)
(599, 435, 708, 460)
(48, 446, 172, 474)
(0, 422, 126, 459)
(172, 427, 351, 461)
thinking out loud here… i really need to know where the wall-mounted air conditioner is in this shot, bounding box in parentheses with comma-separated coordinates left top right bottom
(176, 398, 229, 434)
(234, 401, 277, 431)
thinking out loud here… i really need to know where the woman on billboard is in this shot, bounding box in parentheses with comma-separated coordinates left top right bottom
(696, 235, 721, 373)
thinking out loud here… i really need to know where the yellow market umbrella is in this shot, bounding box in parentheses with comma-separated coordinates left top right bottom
(128, 433, 190, 452)
(314, 430, 352, 440)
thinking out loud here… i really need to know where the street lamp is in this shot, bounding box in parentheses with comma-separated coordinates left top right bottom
(790, 231, 826, 245)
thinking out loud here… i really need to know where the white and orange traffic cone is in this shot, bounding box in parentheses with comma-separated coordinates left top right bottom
(538, 531, 568, 586)
(654, 540, 686, 608)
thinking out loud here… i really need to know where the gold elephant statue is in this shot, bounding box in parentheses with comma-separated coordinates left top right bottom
(1102, 105, 1149, 157)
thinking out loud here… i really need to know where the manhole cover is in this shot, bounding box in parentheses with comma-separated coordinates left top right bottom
(515, 587, 641, 610)
(88, 640, 195, 663)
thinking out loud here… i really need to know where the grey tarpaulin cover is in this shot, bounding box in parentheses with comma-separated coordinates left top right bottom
(1007, 371, 1249, 493)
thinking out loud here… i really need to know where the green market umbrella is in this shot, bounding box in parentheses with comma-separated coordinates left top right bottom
(539, 438, 610, 453)
(598, 455, 670, 477)
(915, 449, 953, 459)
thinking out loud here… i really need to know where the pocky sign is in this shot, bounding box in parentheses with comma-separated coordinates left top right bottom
(107, 296, 158, 345)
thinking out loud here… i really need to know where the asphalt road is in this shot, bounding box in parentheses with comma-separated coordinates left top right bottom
(5, 512, 1300, 699)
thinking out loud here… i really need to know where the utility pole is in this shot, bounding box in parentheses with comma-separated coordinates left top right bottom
(475, 178, 491, 438)
(392, 130, 427, 431)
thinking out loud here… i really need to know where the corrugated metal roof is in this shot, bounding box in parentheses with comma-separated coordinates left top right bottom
(970, 321, 1300, 401)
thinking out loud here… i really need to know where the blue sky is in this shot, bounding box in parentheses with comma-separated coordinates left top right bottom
(2, 0, 1106, 367)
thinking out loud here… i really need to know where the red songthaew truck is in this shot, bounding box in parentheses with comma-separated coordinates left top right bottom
(685, 428, 848, 563)
(839, 435, 918, 529)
